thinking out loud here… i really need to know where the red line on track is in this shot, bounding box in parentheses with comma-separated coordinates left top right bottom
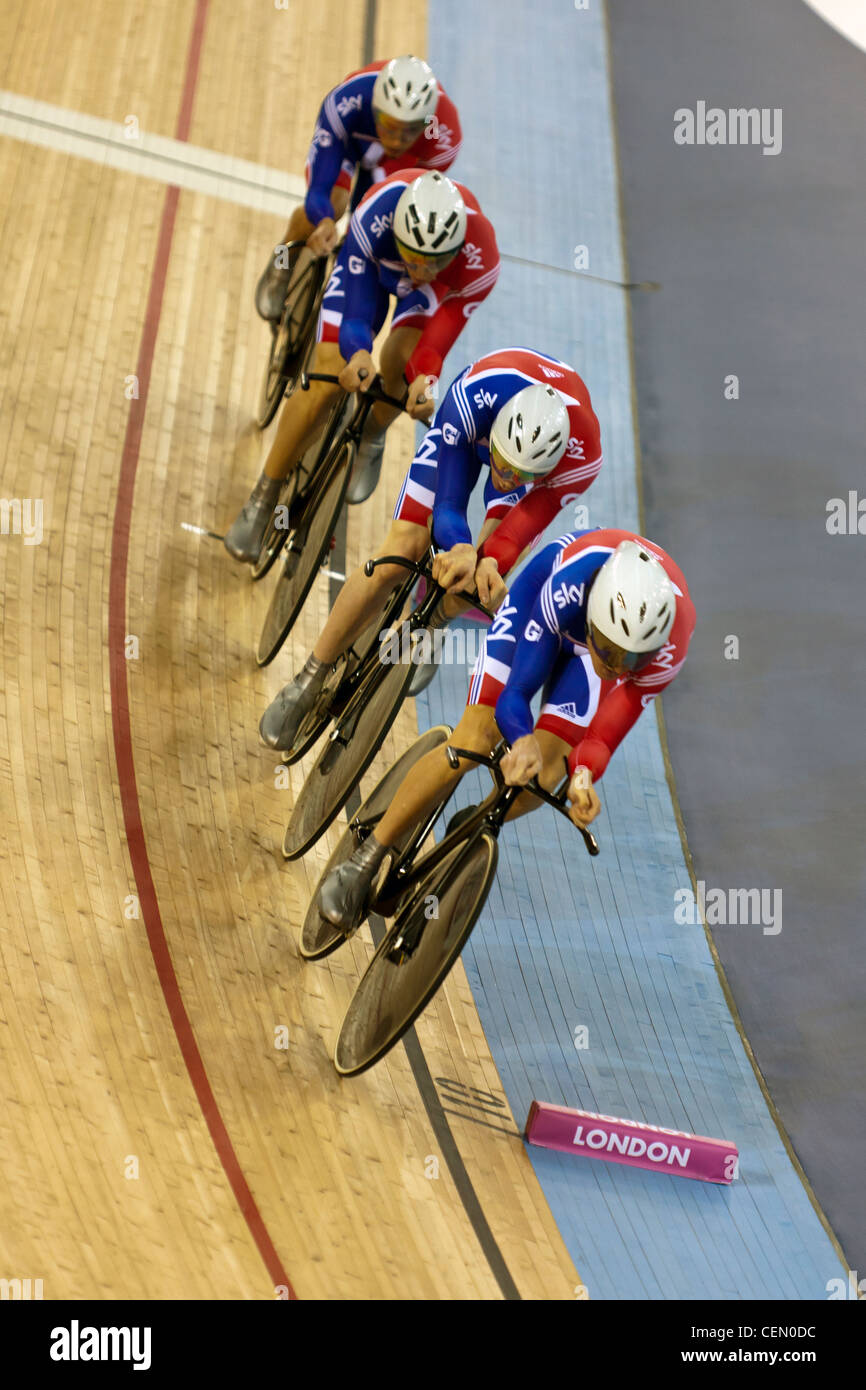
(107, 0, 297, 1299)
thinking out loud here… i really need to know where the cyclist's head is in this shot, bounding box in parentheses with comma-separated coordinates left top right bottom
(585, 540, 676, 678)
(488, 385, 570, 491)
(393, 172, 466, 283)
(372, 56, 438, 154)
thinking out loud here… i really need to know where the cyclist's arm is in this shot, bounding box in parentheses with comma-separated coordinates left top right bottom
(405, 264, 500, 383)
(494, 594, 561, 742)
(431, 441, 482, 548)
(567, 680, 647, 782)
(405, 295, 466, 384)
(338, 221, 382, 361)
(304, 103, 349, 225)
(478, 487, 562, 576)
(480, 446, 604, 575)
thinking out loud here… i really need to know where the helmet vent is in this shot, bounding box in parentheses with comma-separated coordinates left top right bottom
(639, 550, 649, 561)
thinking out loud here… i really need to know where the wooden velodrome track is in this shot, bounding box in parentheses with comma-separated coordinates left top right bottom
(0, 1, 585, 1299)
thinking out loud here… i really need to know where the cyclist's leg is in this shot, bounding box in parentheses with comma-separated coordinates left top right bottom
(260, 429, 434, 744)
(261, 339, 344, 484)
(313, 518, 431, 664)
(373, 702, 500, 848)
(317, 700, 500, 929)
(502, 650, 605, 820)
(225, 333, 345, 562)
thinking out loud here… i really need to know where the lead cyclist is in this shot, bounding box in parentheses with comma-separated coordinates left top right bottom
(316, 529, 696, 932)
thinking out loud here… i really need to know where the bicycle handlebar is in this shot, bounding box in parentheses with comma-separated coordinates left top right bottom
(444, 742, 600, 856)
(362, 553, 497, 622)
(301, 370, 411, 414)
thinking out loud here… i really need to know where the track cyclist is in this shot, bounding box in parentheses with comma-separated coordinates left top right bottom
(259, 346, 604, 748)
(316, 528, 696, 931)
(225, 166, 499, 561)
(254, 55, 461, 319)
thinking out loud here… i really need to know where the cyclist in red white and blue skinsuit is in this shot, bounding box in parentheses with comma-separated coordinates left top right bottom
(393, 346, 603, 587)
(229, 164, 499, 567)
(316, 527, 696, 930)
(304, 60, 461, 232)
(317, 169, 499, 389)
(257, 346, 603, 752)
(476, 527, 695, 790)
(256, 56, 461, 317)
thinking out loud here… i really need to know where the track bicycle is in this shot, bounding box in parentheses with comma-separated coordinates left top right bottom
(256, 240, 332, 432)
(281, 554, 494, 860)
(301, 736, 599, 1076)
(255, 372, 410, 667)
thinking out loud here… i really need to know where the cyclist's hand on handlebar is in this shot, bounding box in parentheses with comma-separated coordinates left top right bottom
(339, 350, 376, 392)
(500, 734, 544, 787)
(567, 767, 601, 826)
(406, 373, 434, 421)
(474, 556, 506, 610)
(306, 217, 337, 257)
(432, 542, 476, 593)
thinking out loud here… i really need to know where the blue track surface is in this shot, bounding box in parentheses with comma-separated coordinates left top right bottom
(421, 0, 844, 1299)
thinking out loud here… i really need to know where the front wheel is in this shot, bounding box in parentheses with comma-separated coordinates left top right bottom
(256, 252, 326, 430)
(333, 830, 499, 1076)
(255, 438, 353, 667)
(299, 724, 453, 961)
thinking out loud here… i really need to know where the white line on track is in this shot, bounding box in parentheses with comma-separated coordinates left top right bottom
(0, 90, 304, 214)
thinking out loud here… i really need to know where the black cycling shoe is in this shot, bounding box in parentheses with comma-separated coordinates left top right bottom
(317, 857, 379, 935)
(259, 676, 319, 750)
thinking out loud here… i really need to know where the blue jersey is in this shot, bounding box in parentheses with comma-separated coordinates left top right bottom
(304, 63, 461, 225)
(336, 171, 498, 380)
(493, 529, 695, 763)
(419, 348, 603, 575)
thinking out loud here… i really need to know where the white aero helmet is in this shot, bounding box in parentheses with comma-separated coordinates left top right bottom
(489, 384, 570, 478)
(372, 56, 438, 124)
(586, 539, 677, 673)
(394, 171, 467, 261)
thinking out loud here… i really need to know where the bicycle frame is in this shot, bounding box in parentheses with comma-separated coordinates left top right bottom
(371, 740, 599, 922)
(325, 552, 495, 749)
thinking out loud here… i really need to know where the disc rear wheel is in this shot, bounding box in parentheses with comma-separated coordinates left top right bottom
(255, 438, 352, 667)
(334, 830, 499, 1076)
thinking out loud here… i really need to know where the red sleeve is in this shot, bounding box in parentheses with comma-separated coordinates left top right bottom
(405, 296, 465, 383)
(478, 487, 562, 575)
(568, 584, 695, 781)
(406, 211, 499, 383)
(568, 680, 647, 782)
